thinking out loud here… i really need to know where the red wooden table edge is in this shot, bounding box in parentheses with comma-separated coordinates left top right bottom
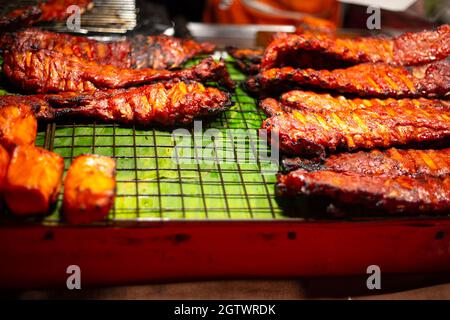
(1, 219, 450, 289)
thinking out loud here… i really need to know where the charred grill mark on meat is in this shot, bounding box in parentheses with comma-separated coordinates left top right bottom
(0, 0, 93, 30)
(282, 148, 450, 178)
(261, 25, 450, 70)
(226, 47, 263, 74)
(1, 81, 233, 126)
(271, 90, 450, 114)
(0, 29, 215, 70)
(2, 50, 235, 93)
(276, 169, 450, 214)
(261, 94, 450, 157)
(247, 61, 450, 98)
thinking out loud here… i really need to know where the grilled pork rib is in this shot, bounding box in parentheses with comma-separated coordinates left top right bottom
(278, 148, 450, 215)
(277, 169, 450, 214)
(261, 25, 450, 70)
(247, 61, 450, 98)
(226, 47, 263, 75)
(0, 29, 215, 70)
(1, 81, 233, 126)
(261, 93, 450, 156)
(3, 50, 235, 93)
(0, 0, 93, 30)
(282, 148, 450, 178)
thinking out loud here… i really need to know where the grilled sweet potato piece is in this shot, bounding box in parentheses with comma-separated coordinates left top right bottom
(0, 145, 10, 191)
(4, 146, 64, 215)
(63, 155, 116, 224)
(0, 104, 37, 152)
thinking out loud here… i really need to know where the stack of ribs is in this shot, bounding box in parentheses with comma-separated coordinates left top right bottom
(0, 28, 216, 70)
(0, 28, 234, 126)
(247, 25, 450, 216)
(0, 19, 234, 220)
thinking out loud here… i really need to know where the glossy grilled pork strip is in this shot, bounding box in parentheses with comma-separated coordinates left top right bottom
(277, 169, 450, 214)
(0, 0, 93, 30)
(0, 81, 232, 126)
(261, 93, 450, 156)
(226, 47, 263, 74)
(246, 61, 450, 98)
(2, 50, 235, 93)
(282, 148, 450, 178)
(261, 25, 450, 70)
(0, 29, 215, 70)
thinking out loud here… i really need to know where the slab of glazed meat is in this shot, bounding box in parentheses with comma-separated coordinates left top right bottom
(261, 25, 450, 70)
(2, 50, 234, 93)
(261, 93, 450, 156)
(282, 148, 450, 178)
(1, 81, 233, 126)
(246, 61, 450, 98)
(277, 169, 450, 214)
(0, 0, 93, 30)
(0, 29, 215, 70)
(226, 47, 263, 74)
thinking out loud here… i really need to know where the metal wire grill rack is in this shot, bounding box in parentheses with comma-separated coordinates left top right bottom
(0, 0, 137, 34)
(31, 56, 285, 224)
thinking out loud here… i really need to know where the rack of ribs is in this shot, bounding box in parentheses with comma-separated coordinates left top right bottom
(260, 91, 450, 157)
(2, 50, 235, 93)
(0, 28, 215, 70)
(282, 148, 450, 178)
(246, 61, 450, 98)
(276, 148, 450, 215)
(0, 81, 233, 126)
(261, 25, 450, 70)
(0, 0, 93, 30)
(226, 47, 264, 75)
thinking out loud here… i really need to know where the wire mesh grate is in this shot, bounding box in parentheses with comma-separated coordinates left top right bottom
(0, 0, 137, 34)
(31, 55, 285, 224)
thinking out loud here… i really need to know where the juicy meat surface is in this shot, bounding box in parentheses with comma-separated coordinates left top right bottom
(2, 50, 234, 93)
(283, 148, 450, 178)
(0, 103, 37, 152)
(4, 145, 64, 215)
(0, 0, 93, 30)
(261, 25, 450, 70)
(277, 169, 450, 214)
(1, 81, 232, 126)
(261, 94, 450, 156)
(0, 29, 215, 70)
(63, 155, 116, 224)
(226, 47, 263, 74)
(270, 90, 450, 114)
(0, 145, 10, 191)
(247, 61, 450, 98)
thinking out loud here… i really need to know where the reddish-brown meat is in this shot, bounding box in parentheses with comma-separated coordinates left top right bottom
(1, 81, 232, 126)
(283, 148, 450, 178)
(269, 90, 450, 114)
(2, 50, 234, 93)
(261, 25, 450, 70)
(277, 169, 450, 214)
(63, 155, 116, 224)
(4, 145, 64, 216)
(0, 29, 215, 70)
(0, 145, 10, 191)
(226, 47, 263, 74)
(0, 103, 37, 153)
(261, 94, 450, 156)
(247, 61, 450, 98)
(0, 0, 93, 30)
